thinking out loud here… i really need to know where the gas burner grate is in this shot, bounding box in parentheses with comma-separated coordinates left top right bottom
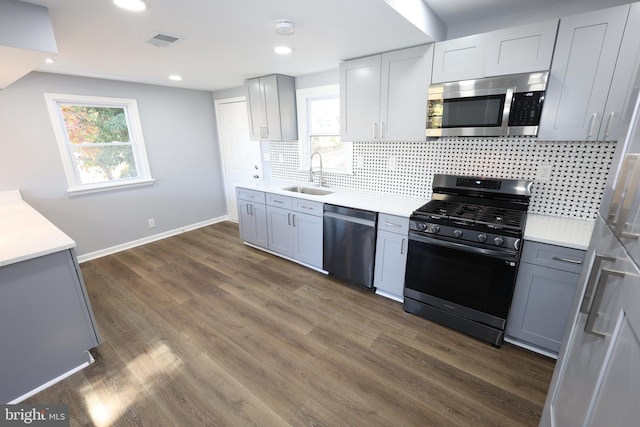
(477, 207, 525, 229)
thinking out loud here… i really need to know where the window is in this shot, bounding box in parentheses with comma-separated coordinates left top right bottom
(44, 93, 154, 195)
(297, 85, 352, 174)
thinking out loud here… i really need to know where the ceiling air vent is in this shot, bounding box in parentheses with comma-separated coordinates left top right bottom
(146, 32, 183, 48)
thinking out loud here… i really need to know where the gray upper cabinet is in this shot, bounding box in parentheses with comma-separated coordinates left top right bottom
(432, 34, 486, 83)
(538, 4, 640, 141)
(340, 44, 432, 141)
(432, 20, 557, 83)
(485, 19, 558, 76)
(245, 74, 297, 141)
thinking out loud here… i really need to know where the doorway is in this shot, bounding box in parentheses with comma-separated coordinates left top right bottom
(215, 97, 262, 222)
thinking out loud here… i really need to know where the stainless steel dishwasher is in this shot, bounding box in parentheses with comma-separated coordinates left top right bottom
(323, 204, 378, 289)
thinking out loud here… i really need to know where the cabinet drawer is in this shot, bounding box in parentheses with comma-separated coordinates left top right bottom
(378, 214, 409, 235)
(521, 241, 586, 274)
(292, 199, 323, 217)
(267, 193, 293, 209)
(236, 188, 265, 204)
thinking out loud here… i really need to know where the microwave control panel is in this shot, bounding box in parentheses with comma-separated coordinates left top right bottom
(509, 91, 545, 127)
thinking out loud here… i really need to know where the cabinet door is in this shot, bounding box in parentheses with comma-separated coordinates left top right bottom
(246, 77, 266, 140)
(537, 5, 629, 141)
(432, 34, 486, 83)
(293, 212, 323, 268)
(485, 20, 558, 76)
(267, 205, 294, 257)
(599, 3, 640, 141)
(541, 219, 630, 427)
(340, 55, 382, 141)
(506, 262, 579, 354)
(238, 200, 257, 243)
(252, 203, 269, 248)
(379, 45, 432, 141)
(373, 229, 408, 302)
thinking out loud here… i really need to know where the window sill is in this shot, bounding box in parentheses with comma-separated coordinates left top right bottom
(67, 178, 156, 197)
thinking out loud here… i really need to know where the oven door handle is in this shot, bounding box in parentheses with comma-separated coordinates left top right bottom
(409, 232, 517, 261)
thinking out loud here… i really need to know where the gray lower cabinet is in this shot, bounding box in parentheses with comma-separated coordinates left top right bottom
(506, 241, 586, 356)
(374, 214, 409, 302)
(266, 193, 323, 269)
(0, 249, 101, 403)
(236, 188, 268, 248)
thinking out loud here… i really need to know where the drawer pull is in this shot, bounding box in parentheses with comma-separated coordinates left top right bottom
(301, 205, 314, 210)
(552, 256, 582, 265)
(273, 200, 284, 204)
(584, 268, 625, 338)
(384, 221, 402, 228)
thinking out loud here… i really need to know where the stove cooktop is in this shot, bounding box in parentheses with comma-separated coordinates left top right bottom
(413, 199, 526, 232)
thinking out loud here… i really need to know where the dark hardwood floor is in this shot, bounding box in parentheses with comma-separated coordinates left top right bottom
(27, 221, 555, 426)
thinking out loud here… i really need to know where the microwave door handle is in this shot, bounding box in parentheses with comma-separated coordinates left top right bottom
(503, 88, 514, 135)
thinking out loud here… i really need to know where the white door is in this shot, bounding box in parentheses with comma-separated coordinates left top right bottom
(215, 97, 262, 222)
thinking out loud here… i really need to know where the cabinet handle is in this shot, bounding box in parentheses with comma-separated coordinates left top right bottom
(400, 238, 405, 255)
(580, 254, 617, 314)
(250, 204, 254, 216)
(273, 200, 284, 204)
(246, 204, 251, 215)
(552, 256, 582, 265)
(603, 112, 615, 139)
(384, 220, 402, 228)
(292, 214, 296, 227)
(373, 122, 377, 139)
(587, 113, 598, 139)
(300, 205, 313, 210)
(584, 267, 625, 338)
(287, 213, 291, 226)
(615, 155, 640, 240)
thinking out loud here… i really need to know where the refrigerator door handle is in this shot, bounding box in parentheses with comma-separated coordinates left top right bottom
(615, 155, 640, 240)
(606, 154, 639, 227)
(580, 254, 617, 314)
(584, 268, 626, 338)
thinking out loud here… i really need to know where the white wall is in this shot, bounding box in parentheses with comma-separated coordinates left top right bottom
(0, 72, 227, 257)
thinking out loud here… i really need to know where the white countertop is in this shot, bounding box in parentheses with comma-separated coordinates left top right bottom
(241, 181, 428, 218)
(0, 190, 76, 267)
(524, 214, 595, 251)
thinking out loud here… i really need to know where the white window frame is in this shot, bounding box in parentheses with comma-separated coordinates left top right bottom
(297, 84, 352, 175)
(44, 93, 154, 196)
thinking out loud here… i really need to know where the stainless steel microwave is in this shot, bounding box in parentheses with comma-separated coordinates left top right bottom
(426, 71, 548, 137)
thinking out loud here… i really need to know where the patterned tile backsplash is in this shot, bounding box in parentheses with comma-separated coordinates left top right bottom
(270, 137, 617, 220)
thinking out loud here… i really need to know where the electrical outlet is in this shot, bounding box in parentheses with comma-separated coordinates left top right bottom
(388, 157, 397, 171)
(536, 164, 552, 182)
(356, 156, 364, 169)
(148, 218, 156, 228)
(263, 152, 270, 162)
(278, 153, 284, 163)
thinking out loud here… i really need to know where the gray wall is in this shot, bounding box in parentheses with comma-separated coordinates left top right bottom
(0, 72, 226, 257)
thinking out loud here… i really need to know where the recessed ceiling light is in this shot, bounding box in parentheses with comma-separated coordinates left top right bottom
(169, 75, 183, 81)
(274, 46, 292, 55)
(45, 58, 55, 64)
(114, 0, 147, 12)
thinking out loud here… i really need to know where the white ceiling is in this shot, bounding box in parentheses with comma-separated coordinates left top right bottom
(25, 0, 632, 92)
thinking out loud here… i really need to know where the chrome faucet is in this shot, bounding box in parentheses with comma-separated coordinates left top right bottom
(309, 151, 324, 187)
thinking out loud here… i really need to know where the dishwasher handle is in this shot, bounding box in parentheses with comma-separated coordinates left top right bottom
(323, 211, 376, 228)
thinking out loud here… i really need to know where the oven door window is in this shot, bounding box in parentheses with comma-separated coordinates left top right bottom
(405, 237, 517, 319)
(439, 95, 505, 128)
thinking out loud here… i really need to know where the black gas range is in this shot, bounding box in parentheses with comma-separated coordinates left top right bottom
(404, 174, 533, 347)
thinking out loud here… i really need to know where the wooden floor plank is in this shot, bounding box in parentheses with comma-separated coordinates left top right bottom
(25, 222, 554, 426)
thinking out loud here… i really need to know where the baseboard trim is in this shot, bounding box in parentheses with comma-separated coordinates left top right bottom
(77, 216, 229, 263)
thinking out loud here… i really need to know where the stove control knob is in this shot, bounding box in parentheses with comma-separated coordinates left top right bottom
(431, 225, 440, 234)
(494, 236, 504, 247)
(417, 222, 427, 231)
(453, 229, 463, 238)
(477, 233, 487, 243)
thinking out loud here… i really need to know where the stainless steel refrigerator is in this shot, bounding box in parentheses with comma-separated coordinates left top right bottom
(540, 97, 640, 425)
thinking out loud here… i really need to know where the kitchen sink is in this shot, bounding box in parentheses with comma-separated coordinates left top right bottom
(282, 186, 334, 196)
